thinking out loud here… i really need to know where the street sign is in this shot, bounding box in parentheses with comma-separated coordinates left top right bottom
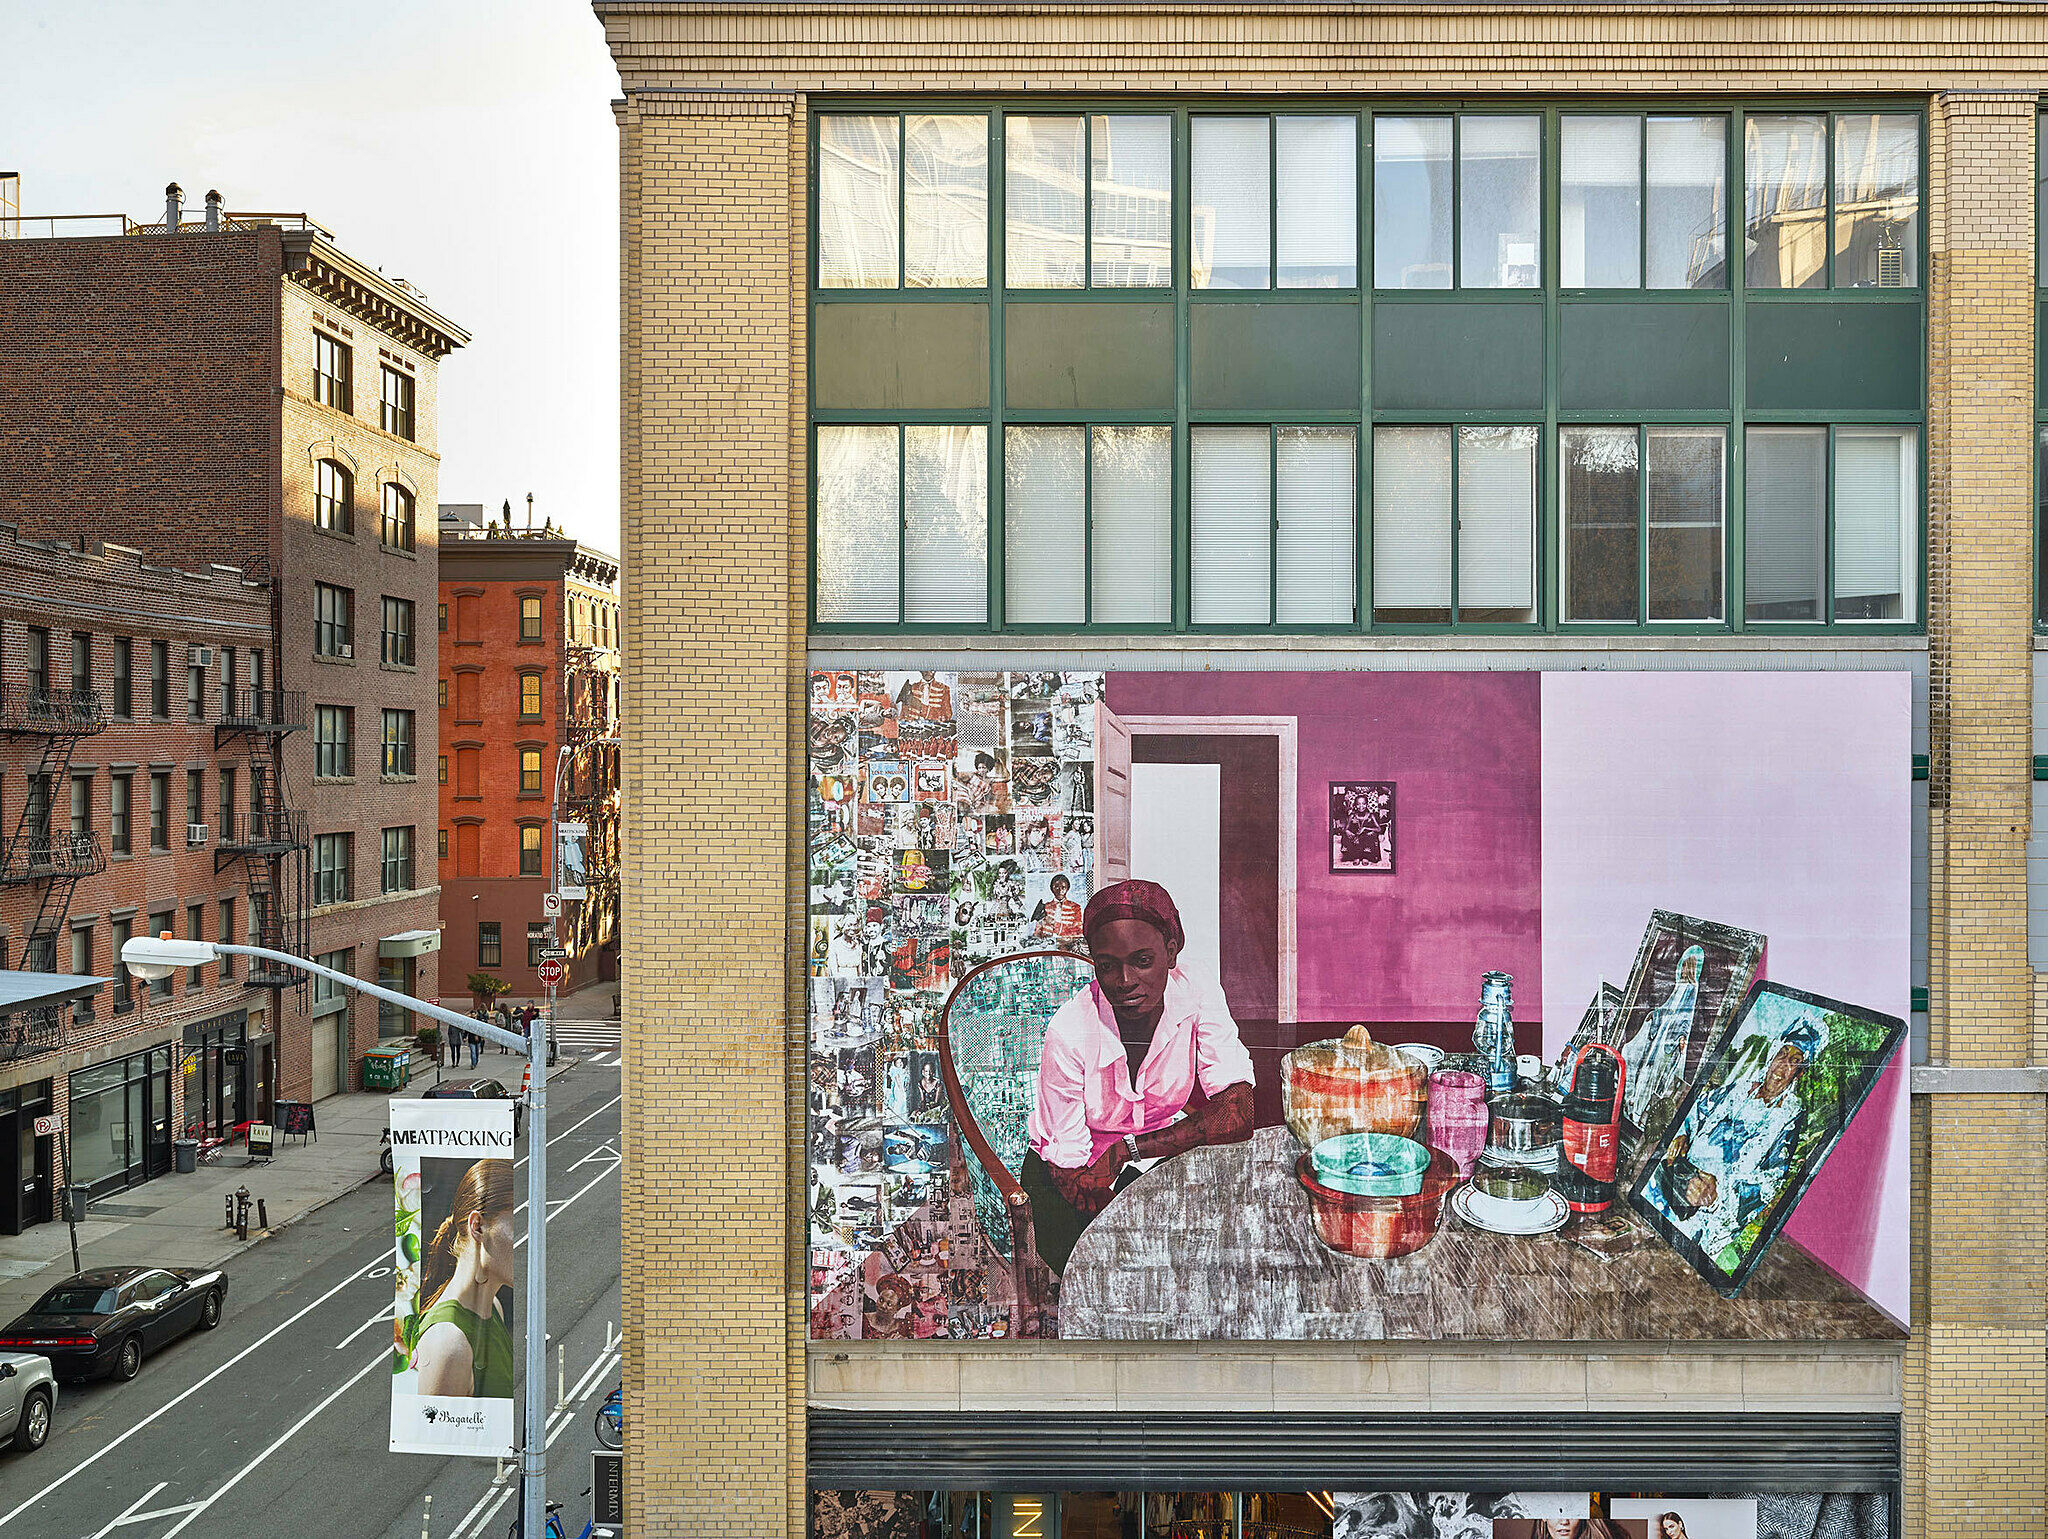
(247, 1123, 274, 1161)
(538, 946, 569, 961)
(543, 892, 561, 917)
(593, 1450, 624, 1527)
(536, 958, 567, 988)
(32, 1114, 60, 1137)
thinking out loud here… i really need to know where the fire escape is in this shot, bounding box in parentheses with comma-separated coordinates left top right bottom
(562, 644, 619, 911)
(215, 687, 310, 991)
(0, 682, 108, 1059)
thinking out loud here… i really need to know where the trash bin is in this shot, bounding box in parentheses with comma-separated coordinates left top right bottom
(362, 1047, 412, 1092)
(174, 1139, 199, 1174)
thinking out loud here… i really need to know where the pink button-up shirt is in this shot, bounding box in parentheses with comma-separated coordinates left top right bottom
(1026, 967, 1256, 1170)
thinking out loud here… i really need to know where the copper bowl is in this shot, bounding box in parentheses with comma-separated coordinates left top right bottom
(1294, 1146, 1458, 1260)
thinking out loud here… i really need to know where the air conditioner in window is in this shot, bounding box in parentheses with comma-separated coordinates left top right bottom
(186, 823, 209, 846)
(191, 646, 215, 669)
(339, 643, 353, 659)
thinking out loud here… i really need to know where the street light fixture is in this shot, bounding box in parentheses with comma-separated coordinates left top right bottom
(123, 930, 555, 1535)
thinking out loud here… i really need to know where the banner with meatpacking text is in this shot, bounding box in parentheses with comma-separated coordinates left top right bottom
(389, 1097, 518, 1457)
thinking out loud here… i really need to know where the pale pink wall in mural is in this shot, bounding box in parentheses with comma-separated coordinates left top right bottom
(1540, 670, 1913, 1324)
(1106, 670, 1542, 1027)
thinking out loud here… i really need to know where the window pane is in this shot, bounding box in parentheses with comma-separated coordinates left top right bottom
(1276, 427, 1355, 624)
(1456, 425, 1537, 622)
(1276, 116, 1357, 288)
(815, 425, 899, 623)
(903, 425, 988, 623)
(2040, 429, 2048, 623)
(905, 114, 987, 288)
(2041, 118, 2048, 288)
(818, 114, 899, 287)
(1006, 116, 1085, 288)
(1371, 425, 1451, 623)
(1190, 426, 1271, 624)
(1003, 428, 1085, 624)
(1835, 427, 1914, 620)
(1373, 116, 1452, 289)
(1191, 116, 1270, 289)
(1561, 115, 1641, 288)
(1744, 113, 1828, 289)
(1091, 426, 1173, 625)
(1834, 113, 1919, 288)
(1562, 426, 1641, 622)
(1744, 426, 1826, 621)
(1648, 114, 1728, 288)
(1647, 427, 1725, 621)
(1460, 115, 1541, 288)
(1091, 114, 1173, 287)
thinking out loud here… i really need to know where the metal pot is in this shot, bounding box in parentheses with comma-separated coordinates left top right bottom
(1485, 1092, 1562, 1154)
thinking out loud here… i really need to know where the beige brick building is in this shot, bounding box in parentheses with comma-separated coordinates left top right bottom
(600, 6, 2048, 1537)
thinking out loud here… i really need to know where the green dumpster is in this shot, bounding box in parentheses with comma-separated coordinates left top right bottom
(362, 1047, 412, 1092)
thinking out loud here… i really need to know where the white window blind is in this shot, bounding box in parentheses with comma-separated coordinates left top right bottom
(904, 115, 987, 288)
(1192, 427, 1272, 623)
(1835, 428, 1912, 619)
(1456, 426, 1537, 617)
(818, 115, 900, 288)
(1744, 426, 1826, 620)
(1371, 426, 1452, 614)
(1091, 426, 1174, 624)
(1460, 115, 1542, 288)
(815, 426, 900, 623)
(1005, 117, 1085, 288)
(1191, 117, 1271, 289)
(1561, 115, 1641, 288)
(1373, 116, 1452, 290)
(1276, 116, 1357, 288)
(1276, 428, 1356, 624)
(1004, 428, 1085, 623)
(1091, 115, 1173, 287)
(903, 426, 987, 623)
(1648, 115, 1728, 289)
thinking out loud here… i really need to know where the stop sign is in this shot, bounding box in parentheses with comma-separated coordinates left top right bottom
(536, 958, 567, 988)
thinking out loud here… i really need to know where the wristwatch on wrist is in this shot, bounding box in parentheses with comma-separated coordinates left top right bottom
(1123, 1134, 1140, 1161)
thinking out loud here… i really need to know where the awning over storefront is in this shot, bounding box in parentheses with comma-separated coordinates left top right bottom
(0, 972, 108, 1011)
(379, 930, 442, 959)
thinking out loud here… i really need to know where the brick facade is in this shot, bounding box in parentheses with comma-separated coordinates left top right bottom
(606, 5, 2048, 1539)
(437, 533, 620, 1006)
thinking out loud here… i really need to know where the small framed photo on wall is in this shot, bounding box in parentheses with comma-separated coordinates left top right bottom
(1330, 781, 1395, 874)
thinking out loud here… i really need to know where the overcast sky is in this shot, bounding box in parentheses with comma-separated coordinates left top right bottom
(7, 0, 624, 553)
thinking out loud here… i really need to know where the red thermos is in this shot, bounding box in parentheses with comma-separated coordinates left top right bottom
(1558, 1043, 1626, 1214)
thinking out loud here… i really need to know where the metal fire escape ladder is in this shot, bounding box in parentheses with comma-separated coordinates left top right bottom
(0, 685, 109, 969)
(215, 687, 310, 996)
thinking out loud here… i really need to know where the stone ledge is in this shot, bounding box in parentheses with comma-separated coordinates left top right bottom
(1911, 1064, 2048, 1094)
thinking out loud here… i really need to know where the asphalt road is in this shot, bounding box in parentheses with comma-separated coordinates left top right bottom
(0, 1060, 623, 1539)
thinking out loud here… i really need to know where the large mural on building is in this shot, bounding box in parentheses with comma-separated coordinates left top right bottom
(806, 669, 1910, 1341)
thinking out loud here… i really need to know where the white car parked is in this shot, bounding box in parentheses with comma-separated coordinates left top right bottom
(0, 1351, 55, 1453)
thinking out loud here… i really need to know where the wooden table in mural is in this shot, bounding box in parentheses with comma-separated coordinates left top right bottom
(1057, 1126, 1903, 1341)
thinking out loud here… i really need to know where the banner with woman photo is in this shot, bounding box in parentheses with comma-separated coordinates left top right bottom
(389, 1098, 519, 1456)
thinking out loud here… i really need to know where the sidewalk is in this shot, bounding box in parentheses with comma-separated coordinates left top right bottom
(0, 1052, 558, 1322)
(557, 978, 619, 1024)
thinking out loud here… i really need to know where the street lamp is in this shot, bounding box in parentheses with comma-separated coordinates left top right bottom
(124, 932, 555, 1536)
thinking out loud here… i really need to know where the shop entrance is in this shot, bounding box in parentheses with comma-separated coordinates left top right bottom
(181, 1009, 253, 1137)
(0, 1079, 56, 1235)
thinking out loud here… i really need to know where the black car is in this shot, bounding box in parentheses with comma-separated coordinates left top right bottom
(423, 1077, 526, 1137)
(0, 1266, 227, 1383)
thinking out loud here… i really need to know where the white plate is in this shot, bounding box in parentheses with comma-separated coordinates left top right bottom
(1451, 1183, 1570, 1236)
(1394, 1042, 1445, 1070)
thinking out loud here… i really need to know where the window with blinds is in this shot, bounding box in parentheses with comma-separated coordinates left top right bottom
(1745, 427, 1828, 623)
(1562, 114, 1730, 290)
(1192, 426, 1356, 625)
(1372, 426, 1535, 625)
(1833, 428, 1913, 620)
(1191, 114, 1356, 290)
(1004, 426, 1173, 625)
(815, 424, 989, 625)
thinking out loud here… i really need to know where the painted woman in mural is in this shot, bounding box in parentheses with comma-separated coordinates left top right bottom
(1621, 943, 1705, 1129)
(1019, 879, 1256, 1274)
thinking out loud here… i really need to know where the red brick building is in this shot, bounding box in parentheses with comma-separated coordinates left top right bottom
(0, 528, 276, 1233)
(0, 186, 467, 1104)
(437, 513, 619, 1004)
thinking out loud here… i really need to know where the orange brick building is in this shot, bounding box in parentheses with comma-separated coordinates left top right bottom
(437, 512, 619, 1006)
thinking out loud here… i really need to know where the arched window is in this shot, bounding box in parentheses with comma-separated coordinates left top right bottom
(315, 459, 353, 534)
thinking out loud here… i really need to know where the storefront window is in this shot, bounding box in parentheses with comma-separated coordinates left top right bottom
(68, 1047, 172, 1195)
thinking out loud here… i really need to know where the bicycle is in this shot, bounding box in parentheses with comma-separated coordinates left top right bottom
(508, 1489, 615, 1539)
(378, 1127, 394, 1177)
(592, 1383, 623, 1449)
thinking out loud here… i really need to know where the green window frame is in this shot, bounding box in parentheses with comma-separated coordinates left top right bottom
(1372, 423, 1542, 629)
(1742, 109, 1922, 291)
(808, 99, 1926, 637)
(815, 111, 991, 291)
(1004, 112, 1175, 290)
(1558, 424, 1730, 627)
(2036, 110, 2047, 629)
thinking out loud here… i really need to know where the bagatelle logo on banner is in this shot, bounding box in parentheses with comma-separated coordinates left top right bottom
(805, 669, 1910, 1343)
(389, 1098, 518, 1456)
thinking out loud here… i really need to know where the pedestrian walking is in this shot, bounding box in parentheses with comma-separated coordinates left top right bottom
(468, 1022, 481, 1068)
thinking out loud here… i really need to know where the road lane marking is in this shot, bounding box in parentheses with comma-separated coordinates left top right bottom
(333, 1303, 395, 1352)
(548, 1092, 622, 1146)
(86, 1480, 167, 1539)
(448, 1347, 622, 1539)
(157, 1349, 389, 1539)
(0, 1251, 389, 1527)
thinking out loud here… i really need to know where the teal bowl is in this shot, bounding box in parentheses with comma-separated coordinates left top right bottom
(1309, 1132, 1430, 1198)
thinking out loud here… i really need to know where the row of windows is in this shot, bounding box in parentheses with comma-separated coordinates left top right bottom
(314, 585, 420, 665)
(26, 765, 246, 856)
(309, 828, 414, 904)
(312, 332, 417, 442)
(438, 745, 551, 797)
(314, 459, 416, 551)
(814, 421, 1918, 629)
(70, 901, 247, 1014)
(472, 920, 554, 969)
(437, 670, 551, 720)
(817, 107, 1921, 293)
(12, 629, 265, 719)
(313, 706, 416, 778)
(439, 825, 549, 881)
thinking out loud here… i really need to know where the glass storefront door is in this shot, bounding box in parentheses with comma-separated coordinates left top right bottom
(68, 1048, 171, 1198)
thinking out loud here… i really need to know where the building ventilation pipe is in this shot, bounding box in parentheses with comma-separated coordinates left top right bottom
(164, 182, 183, 232)
(205, 190, 221, 233)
